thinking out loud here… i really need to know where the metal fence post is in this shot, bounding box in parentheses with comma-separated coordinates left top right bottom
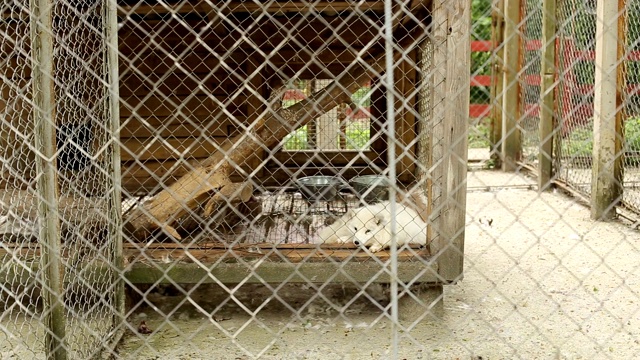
(29, 0, 67, 358)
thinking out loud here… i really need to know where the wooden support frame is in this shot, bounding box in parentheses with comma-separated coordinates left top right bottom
(501, 0, 522, 171)
(29, 0, 67, 358)
(106, 0, 125, 346)
(428, 0, 470, 283)
(590, 0, 625, 220)
(491, 0, 506, 167)
(538, 0, 557, 191)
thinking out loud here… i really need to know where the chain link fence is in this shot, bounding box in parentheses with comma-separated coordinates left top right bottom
(1, 0, 122, 358)
(623, 0, 640, 214)
(2, 0, 640, 359)
(554, 0, 597, 194)
(519, 0, 542, 166)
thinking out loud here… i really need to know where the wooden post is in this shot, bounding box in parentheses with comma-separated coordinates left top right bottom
(429, 0, 470, 283)
(490, 0, 505, 167)
(501, 0, 522, 171)
(591, 0, 625, 220)
(538, 0, 557, 191)
(29, 0, 67, 358)
(105, 0, 124, 342)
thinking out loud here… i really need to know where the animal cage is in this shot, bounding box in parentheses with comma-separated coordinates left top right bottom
(1, 0, 470, 320)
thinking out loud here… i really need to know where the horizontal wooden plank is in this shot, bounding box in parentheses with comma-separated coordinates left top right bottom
(117, 17, 381, 55)
(0, 257, 439, 285)
(120, 137, 225, 161)
(120, 95, 247, 117)
(118, 2, 387, 16)
(120, 116, 246, 138)
(118, 51, 245, 76)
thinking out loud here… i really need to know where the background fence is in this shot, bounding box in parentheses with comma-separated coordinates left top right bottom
(2, 0, 640, 359)
(483, 0, 640, 218)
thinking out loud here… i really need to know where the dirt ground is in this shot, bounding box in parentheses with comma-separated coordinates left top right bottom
(113, 170, 640, 359)
(2, 170, 640, 359)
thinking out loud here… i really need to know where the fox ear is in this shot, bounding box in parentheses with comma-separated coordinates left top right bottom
(375, 214, 388, 225)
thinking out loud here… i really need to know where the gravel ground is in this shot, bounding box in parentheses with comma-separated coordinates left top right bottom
(3, 170, 640, 359)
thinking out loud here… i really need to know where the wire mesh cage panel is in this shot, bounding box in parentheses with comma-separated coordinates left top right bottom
(554, 0, 597, 194)
(519, 0, 543, 166)
(1, 0, 122, 358)
(114, 0, 468, 358)
(623, 0, 640, 213)
(1, 0, 472, 358)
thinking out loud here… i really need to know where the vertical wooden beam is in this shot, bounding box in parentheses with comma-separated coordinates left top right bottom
(490, 0, 505, 167)
(501, 0, 522, 171)
(29, 0, 67, 358)
(591, 0, 625, 220)
(105, 0, 124, 343)
(429, 0, 470, 283)
(538, 0, 557, 191)
(245, 55, 265, 174)
(395, 53, 417, 182)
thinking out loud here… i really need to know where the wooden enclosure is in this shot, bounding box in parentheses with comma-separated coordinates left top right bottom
(1, 0, 470, 288)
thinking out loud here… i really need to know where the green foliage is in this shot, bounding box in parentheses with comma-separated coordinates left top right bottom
(471, 0, 491, 41)
(282, 123, 371, 151)
(344, 123, 370, 150)
(468, 119, 491, 149)
(561, 117, 640, 158)
(626, 117, 640, 153)
(283, 126, 309, 151)
(351, 87, 372, 107)
(561, 127, 593, 157)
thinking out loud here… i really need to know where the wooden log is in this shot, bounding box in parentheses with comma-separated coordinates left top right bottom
(203, 182, 253, 217)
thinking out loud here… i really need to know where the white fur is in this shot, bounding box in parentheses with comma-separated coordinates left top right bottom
(316, 215, 352, 244)
(317, 201, 427, 252)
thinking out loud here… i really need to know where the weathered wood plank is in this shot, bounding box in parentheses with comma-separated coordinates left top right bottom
(0, 258, 438, 285)
(118, 2, 387, 16)
(590, 0, 624, 220)
(490, 0, 505, 167)
(120, 95, 247, 118)
(395, 52, 418, 182)
(429, 0, 470, 283)
(501, 0, 522, 171)
(29, 0, 67, 355)
(120, 116, 245, 139)
(538, 0, 557, 190)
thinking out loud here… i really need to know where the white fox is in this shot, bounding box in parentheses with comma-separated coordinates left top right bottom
(317, 201, 427, 252)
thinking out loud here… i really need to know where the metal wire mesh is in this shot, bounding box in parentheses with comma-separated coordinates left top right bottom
(1, 0, 121, 358)
(554, 0, 597, 194)
(623, 0, 640, 213)
(1, 1, 45, 357)
(519, 0, 542, 165)
(468, 0, 493, 162)
(3, 1, 640, 359)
